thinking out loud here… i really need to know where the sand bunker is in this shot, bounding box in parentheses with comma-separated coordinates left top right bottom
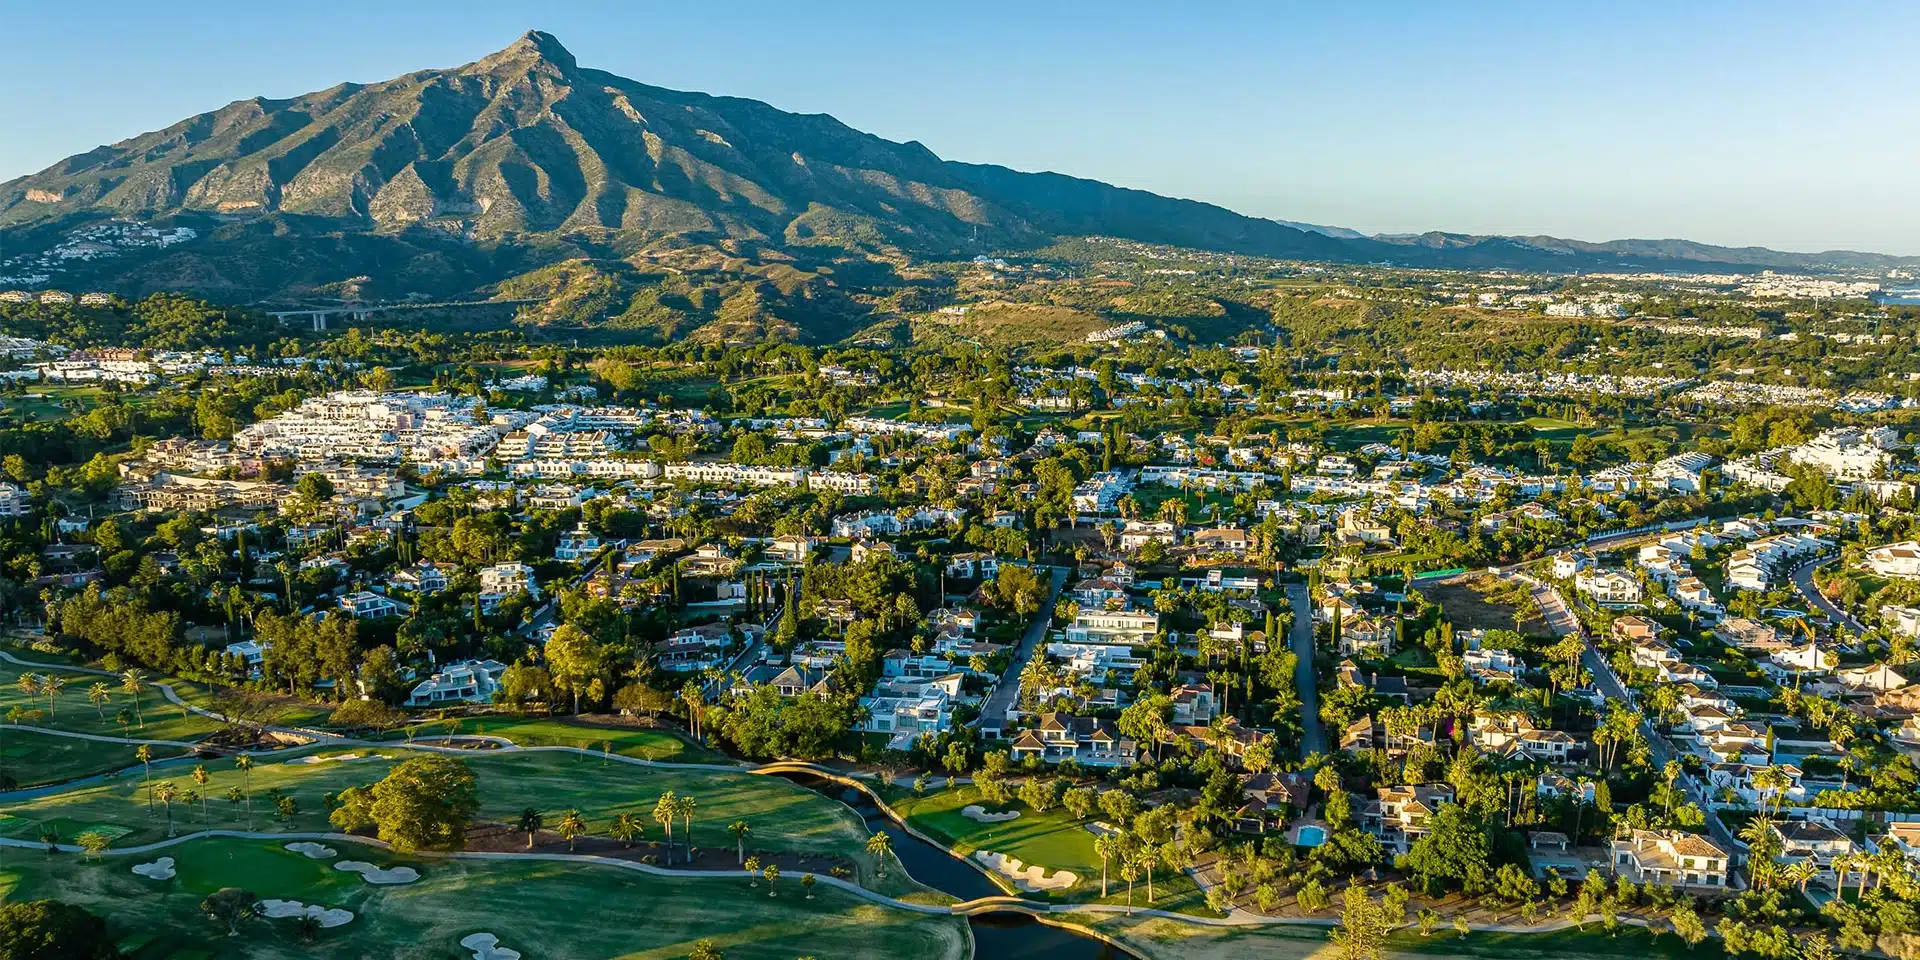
(131, 857, 176, 880)
(336, 860, 420, 884)
(961, 804, 1022, 823)
(1084, 821, 1122, 837)
(461, 933, 523, 960)
(974, 851, 1078, 892)
(284, 752, 393, 766)
(260, 899, 354, 928)
(285, 841, 338, 859)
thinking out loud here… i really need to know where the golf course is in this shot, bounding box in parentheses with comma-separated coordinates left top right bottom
(0, 835, 971, 960)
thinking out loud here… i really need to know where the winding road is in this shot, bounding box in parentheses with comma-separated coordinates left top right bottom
(1791, 553, 1864, 633)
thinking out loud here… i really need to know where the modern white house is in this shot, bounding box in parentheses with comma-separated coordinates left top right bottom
(479, 562, 539, 609)
(405, 659, 509, 707)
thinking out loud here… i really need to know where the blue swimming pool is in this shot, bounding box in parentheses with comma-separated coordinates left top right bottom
(1296, 825, 1327, 847)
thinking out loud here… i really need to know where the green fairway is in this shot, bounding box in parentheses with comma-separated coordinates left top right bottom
(3, 747, 875, 864)
(0, 726, 188, 787)
(1077, 912, 1727, 960)
(0, 661, 225, 743)
(0, 837, 971, 960)
(895, 784, 1203, 910)
(446, 714, 727, 764)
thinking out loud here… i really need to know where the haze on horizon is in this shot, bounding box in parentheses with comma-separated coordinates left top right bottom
(2, 0, 1913, 256)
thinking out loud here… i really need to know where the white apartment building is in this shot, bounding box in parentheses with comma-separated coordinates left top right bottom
(1063, 609, 1159, 646)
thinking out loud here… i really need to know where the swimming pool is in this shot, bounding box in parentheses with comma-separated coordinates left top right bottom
(1295, 825, 1327, 847)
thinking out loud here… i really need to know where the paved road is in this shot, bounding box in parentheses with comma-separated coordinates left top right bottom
(1285, 583, 1324, 757)
(1529, 581, 1743, 861)
(1791, 554, 1864, 633)
(973, 565, 1067, 734)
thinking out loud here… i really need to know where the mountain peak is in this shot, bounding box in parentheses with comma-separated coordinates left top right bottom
(472, 29, 577, 75)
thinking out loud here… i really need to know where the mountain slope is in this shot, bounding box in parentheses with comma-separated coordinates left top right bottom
(2, 30, 1912, 323)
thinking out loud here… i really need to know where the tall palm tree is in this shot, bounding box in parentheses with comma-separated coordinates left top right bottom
(653, 792, 678, 864)
(135, 744, 153, 811)
(729, 820, 751, 865)
(87, 682, 110, 719)
(1139, 846, 1161, 903)
(121, 669, 147, 729)
(1094, 833, 1121, 897)
(676, 795, 698, 862)
(866, 831, 893, 877)
(16, 673, 41, 713)
(155, 781, 178, 837)
(234, 754, 255, 830)
(558, 810, 586, 851)
(517, 808, 544, 849)
(192, 764, 212, 822)
(40, 674, 63, 717)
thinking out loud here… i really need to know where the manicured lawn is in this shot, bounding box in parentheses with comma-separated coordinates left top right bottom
(0, 726, 188, 787)
(3, 748, 875, 864)
(0, 837, 970, 960)
(895, 784, 1203, 910)
(0, 662, 225, 743)
(439, 714, 727, 765)
(1080, 913, 1727, 960)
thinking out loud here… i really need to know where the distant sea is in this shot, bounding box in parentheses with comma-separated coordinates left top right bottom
(1876, 289, 1920, 305)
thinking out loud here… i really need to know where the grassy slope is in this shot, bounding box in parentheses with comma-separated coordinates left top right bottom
(1, 747, 871, 862)
(1076, 914, 1726, 960)
(0, 837, 970, 960)
(0, 727, 188, 788)
(894, 784, 1204, 910)
(427, 715, 725, 765)
(0, 662, 225, 742)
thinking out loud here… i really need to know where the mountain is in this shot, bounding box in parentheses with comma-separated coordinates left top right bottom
(2, 31, 1914, 338)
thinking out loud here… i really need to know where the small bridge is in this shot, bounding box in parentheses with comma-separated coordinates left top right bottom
(264, 298, 544, 331)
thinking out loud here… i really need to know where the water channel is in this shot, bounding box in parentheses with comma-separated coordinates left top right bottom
(770, 772, 1132, 959)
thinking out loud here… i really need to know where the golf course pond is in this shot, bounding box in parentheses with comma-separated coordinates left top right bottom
(771, 772, 1133, 960)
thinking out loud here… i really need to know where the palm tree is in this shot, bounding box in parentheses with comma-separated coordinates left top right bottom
(802, 873, 816, 899)
(135, 744, 154, 812)
(121, 669, 147, 729)
(16, 674, 40, 714)
(155, 781, 178, 837)
(1139, 846, 1161, 903)
(87, 682, 110, 719)
(192, 764, 212, 821)
(745, 855, 763, 886)
(676, 795, 698, 862)
(763, 863, 779, 897)
(866, 831, 893, 877)
(729, 820, 751, 865)
(610, 812, 642, 848)
(558, 810, 586, 851)
(517, 808, 544, 849)
(653, 792, 678, 864)
(235, 755, 255, 830)
(40, 674, 63, 717)
(1094, 833, 1121, 897)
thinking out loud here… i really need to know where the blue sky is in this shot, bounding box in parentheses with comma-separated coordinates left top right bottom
(3, 0, 1913, 253)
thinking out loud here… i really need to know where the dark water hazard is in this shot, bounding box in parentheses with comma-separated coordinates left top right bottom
(769, 771, 1135, 960)
(770, 772, 1003, 900)
(970, 912, 1128, 960)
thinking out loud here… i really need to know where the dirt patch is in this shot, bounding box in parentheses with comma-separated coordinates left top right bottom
(1424, 576, 1547, 634)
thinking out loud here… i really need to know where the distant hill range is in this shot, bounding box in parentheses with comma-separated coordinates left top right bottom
(3, 31, 1914, 323)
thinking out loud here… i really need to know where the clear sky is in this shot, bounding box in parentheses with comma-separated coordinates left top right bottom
(3, 0, 1914, 253)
